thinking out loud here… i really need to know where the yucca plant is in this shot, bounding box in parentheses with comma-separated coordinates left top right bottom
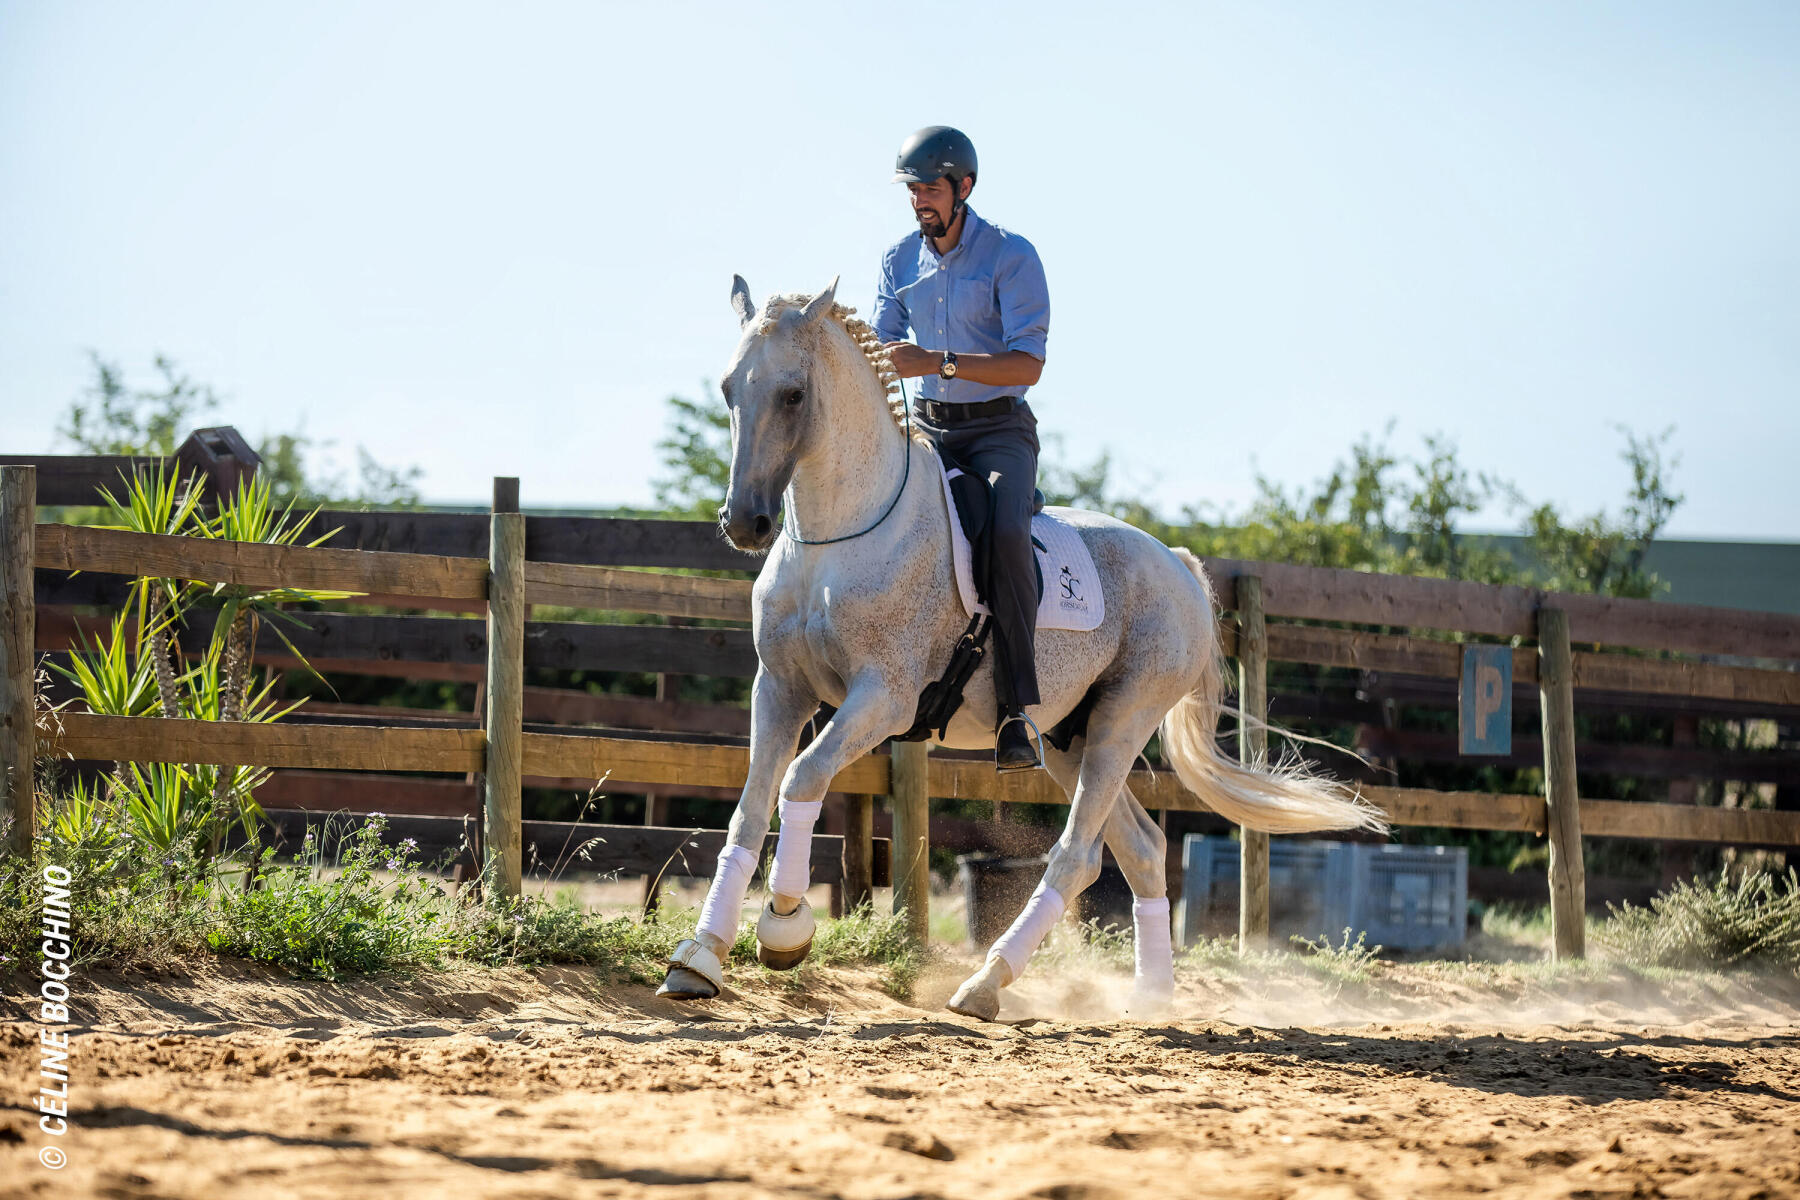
(48, 611, 165, 790)
(50, 611, 161, 718)
(117, 760, 201, 857)
(94, 462, 208, 717)
(179, 637, 300, 854)
(190, 473, 349, 845)
(196, 470, 349, 722)
(37, 774, 122, 861)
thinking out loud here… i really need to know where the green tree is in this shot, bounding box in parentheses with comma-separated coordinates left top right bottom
(1512, 426, 1683, 597)
(652, 390, 730, 519)
(59, 353, 220, 457)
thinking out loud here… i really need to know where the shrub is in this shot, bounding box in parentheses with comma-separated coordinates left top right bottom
(206, 816, 456, 979)
(1600, 869, 1800, 973)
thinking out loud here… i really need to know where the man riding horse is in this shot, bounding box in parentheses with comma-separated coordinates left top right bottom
(654, 128, 1384, 1012)
(876, 125, 1051, 772)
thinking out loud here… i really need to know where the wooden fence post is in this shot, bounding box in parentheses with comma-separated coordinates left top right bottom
(1237, 573, 1270, 954)
(842, 793, 875, 913)
(1, 467, 35, 860)
(890, 742, 930, 943)
(1537, 605, 1586, 959)
(484, 477, 525, 901)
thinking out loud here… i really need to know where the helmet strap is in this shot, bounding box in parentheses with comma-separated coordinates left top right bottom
(951, 175, 970, 224)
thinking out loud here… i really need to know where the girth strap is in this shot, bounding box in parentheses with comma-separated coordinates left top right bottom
(893, 611, 993, 743)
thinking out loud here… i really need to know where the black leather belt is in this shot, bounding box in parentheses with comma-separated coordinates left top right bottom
(916, 395, 1022, 424)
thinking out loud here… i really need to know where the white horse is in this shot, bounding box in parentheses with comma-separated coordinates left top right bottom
(658, 276, 1386, 1020)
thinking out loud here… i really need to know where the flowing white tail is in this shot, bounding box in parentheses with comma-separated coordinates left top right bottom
(1158, 548, 1390, 836)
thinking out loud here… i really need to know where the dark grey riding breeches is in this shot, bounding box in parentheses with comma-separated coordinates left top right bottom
(915, 399, 1042, 713)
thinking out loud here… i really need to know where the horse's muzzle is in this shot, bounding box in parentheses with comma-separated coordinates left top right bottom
(720, 504, 778, 554)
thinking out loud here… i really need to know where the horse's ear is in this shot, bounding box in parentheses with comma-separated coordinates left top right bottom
(730, 275, 756, 327)
(797, 276, 839, 325)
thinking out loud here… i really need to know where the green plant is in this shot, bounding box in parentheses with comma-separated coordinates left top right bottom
(36, 774, 123, 867)
(177, 639, 299, 850)
(808, 903, 922, 997)
(52, 612, 161, 719)
(1600, 869, 1800, 972)
(95, 460, 208, 716)
(116, 761, 205, 857)
(207, 815, 456, 979)
(1289, 928, 1384, 983)
(195, 470, 349, 719)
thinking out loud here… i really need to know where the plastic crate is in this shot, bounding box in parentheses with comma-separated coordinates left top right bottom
(1176, 835, 1466, 952)
(1340, 844, 1467, 951)
(1174, 835, 1350, 947)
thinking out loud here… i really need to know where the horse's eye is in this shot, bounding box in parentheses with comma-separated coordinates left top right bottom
(782, 388, 805, 408)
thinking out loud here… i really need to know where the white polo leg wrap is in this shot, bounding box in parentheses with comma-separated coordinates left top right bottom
(696, 844, 758, 946)
(990, 882, 1066, 982)
(1133, 897, 1175, 996)
(770, 799, 823, 900)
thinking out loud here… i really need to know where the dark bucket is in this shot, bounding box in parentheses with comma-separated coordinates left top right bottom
(957, 852, 1137, 950)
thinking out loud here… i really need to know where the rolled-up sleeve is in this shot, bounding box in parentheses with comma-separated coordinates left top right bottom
(997, 238, 1049, 360)
(873, 245, 909, 343)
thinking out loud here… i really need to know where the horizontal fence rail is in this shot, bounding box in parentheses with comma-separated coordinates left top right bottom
(36, 522, 1800, 668)
(38, 716, 1800, 849)
(229, 813, 893, 888)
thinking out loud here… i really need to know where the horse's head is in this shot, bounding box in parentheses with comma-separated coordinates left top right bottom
(715, 274, 842, 553)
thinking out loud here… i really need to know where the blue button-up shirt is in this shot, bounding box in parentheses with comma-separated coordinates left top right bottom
(873, 206, 1050, 405)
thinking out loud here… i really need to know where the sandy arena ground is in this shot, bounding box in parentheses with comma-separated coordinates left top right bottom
(4, 951, 1799, 1200)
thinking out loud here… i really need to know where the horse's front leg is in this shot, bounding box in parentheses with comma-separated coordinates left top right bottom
(753, 669, 916, 969)
(658, 666, 816, 1000)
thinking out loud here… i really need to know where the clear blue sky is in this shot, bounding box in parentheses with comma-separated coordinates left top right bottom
(3, 1, 1796, 538)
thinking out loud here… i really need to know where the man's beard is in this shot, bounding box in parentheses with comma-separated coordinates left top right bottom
(917, 209, 949, 238)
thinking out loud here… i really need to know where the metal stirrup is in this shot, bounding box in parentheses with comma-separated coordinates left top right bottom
(996, 710, 1047, 764)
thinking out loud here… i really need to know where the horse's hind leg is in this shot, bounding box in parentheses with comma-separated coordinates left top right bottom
(949, 704, 1160, 1021)
(1102, 787, 1174, 1013)
(989, 740, 1173, 1014)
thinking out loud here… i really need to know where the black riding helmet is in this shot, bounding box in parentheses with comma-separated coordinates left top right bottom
(893, 126, 977, 222)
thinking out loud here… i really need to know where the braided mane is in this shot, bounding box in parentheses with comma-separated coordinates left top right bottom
(759, 296, 926, 443)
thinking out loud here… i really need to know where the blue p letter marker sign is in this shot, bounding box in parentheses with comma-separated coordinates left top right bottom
(1459, 645, 1513, 756)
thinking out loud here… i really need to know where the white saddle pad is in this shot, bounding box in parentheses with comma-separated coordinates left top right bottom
(940, 466, 1104, 632)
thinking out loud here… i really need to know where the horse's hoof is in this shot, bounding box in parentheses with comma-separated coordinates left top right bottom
(946, 978, 1002, 1023)
(657, 965, 720, 1000)
(755, 899, 815, 971)
(756, 937, 813, 971)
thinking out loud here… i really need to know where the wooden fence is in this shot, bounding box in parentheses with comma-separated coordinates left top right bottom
(6, 455, 1800, 959)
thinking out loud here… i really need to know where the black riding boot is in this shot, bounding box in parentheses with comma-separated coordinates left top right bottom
(995, 707, 1042, 772)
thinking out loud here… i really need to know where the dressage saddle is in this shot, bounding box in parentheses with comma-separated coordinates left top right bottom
(891, 452, 1045, 744)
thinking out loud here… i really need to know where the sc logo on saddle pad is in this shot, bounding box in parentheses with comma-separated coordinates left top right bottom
(1058, 564, 1083, 606)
